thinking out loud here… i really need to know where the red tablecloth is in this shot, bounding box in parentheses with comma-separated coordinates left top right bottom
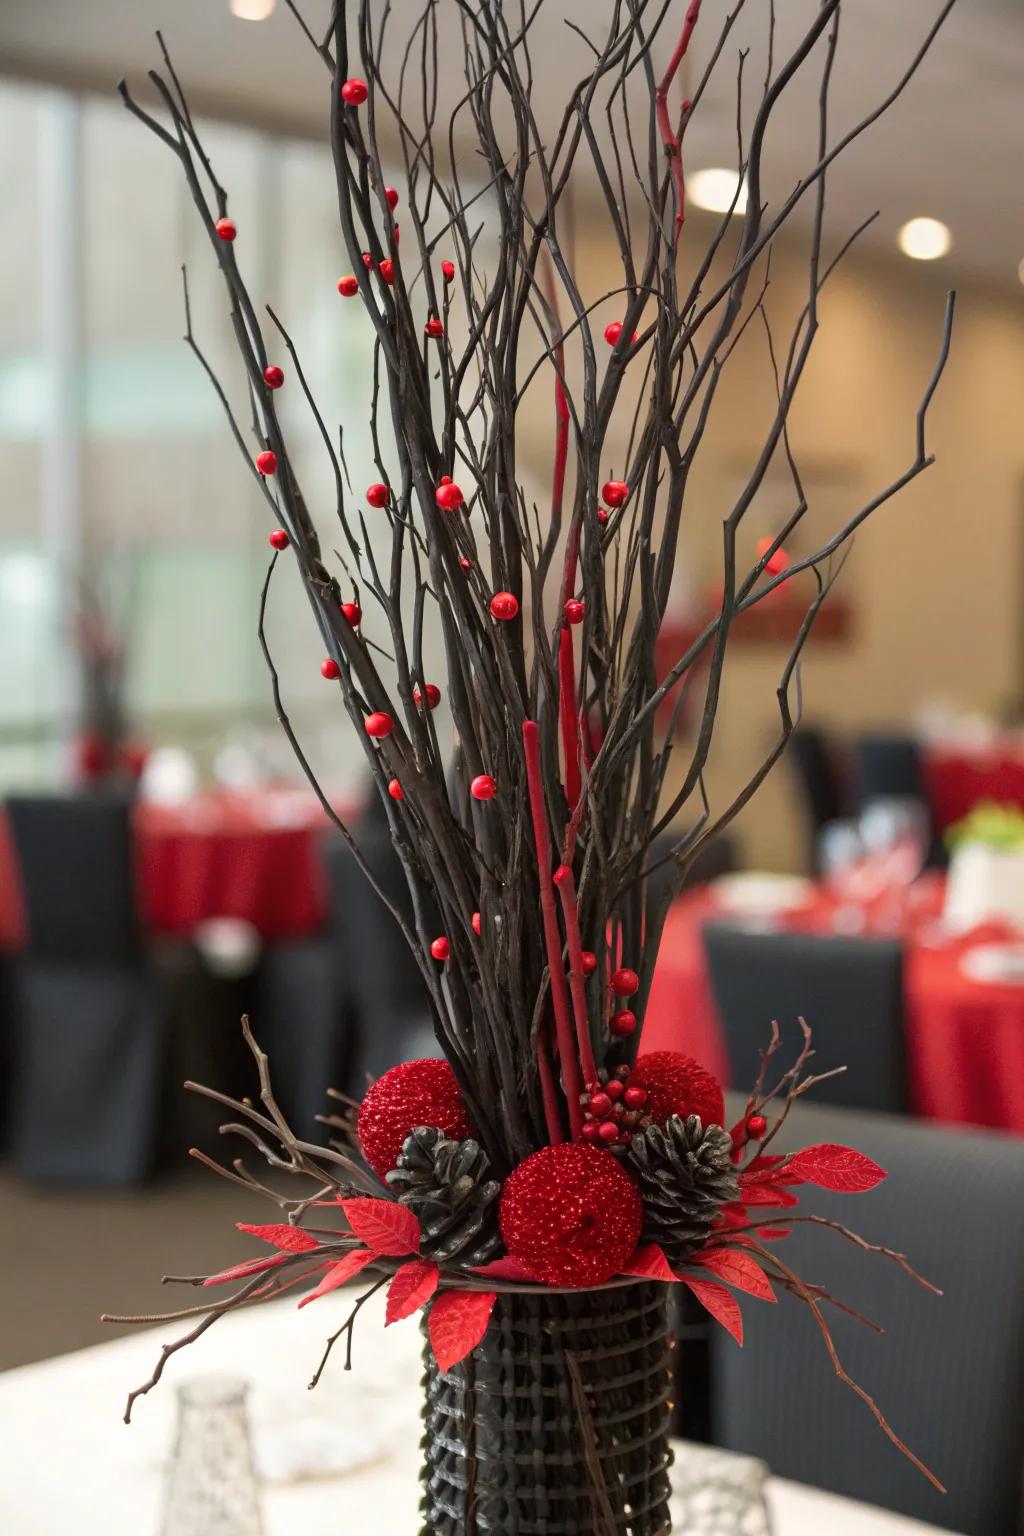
(644, 879, 1024, 1135)
(923, 746, 1024, 832)
(0, 789, 353, 948)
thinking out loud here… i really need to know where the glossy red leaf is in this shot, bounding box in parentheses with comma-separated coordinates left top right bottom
(340, 1197, 421, 1256)
(786, 1143, 887, 1194)
(202, 1252, 292, 1287)
(682, 1278, 744, 1345)
(297, 1247, 378, 1308)
(236, 1222, 319, 1253)
(733, 1183, 800, 1208)
(620, 1244, 679, 1282)
(756, 1226, 793, 1240)
(386, 1259, 440, 1325)
(690, 1248, 776, 1302)
(471, 1256, 537, 1283)
(428, 1289, 497, 1371)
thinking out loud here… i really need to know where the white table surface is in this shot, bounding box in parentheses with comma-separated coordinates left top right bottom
(0, 1292, 959, 1535)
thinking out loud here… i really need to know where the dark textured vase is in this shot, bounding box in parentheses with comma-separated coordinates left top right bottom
(420, 1282, 675, 1535)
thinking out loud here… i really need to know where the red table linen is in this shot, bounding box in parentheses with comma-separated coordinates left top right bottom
(923, 746, 1024, 833)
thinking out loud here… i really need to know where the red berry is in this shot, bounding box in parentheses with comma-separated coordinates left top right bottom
(564, 599, 585, 625)
(341, 601, 362, 627)
(470, 774, 497, 801)
(624, 1086, 648, 1109)
(441, 259, 456, 283)
(366, 482, 389, 508)
(602, 479, 629, 507)
(435, 481, 465, 511)
(610, 966, 639, 997)
(320, 657, 340, 680)
(430, 935, 450, 961)
(392, 223, 400, 246)
(378, 258, 396, 285)
(387, 777, 404, 801)
(413, 683, 441, 710)
(597, 509, 609, 525)
(338, 275, 359, 297)
(364, 711, 395, 739)
(581, 1121, 600, 1142)
(630, 1050, 726, 1131)
(756, 536, 789, 575)
(471, 911, 482, 935)
(610, 1009, 637, 1038)
(498, 1142, 643, 1288)
(606, 1080, 625, 1102)
(357, 1058, 474, 1177)
(424, 317, 444, 339)
(341, 78, 368, 106)
(268, 529, 289, 551)
(439, 475, 452, 485)
(458, 557, 473, 572)
(580, 950, 597, 976)
(604, 321, 624, 345)
(597, 1121, 620, 1143)
(255, 450, 277, 476)
(385, 186, 400, 210)
(746, 1113, 769, 1138)
(589, 1091, 613, 1119)
(263, 364, 285, 389)
(361, 252, 374, 269)
(215, 217, 236, 242)
(490, 591, 519, 621)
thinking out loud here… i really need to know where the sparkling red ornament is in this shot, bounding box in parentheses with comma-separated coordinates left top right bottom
(385, 186, 400, 210)
(470, 774, 497, 801)
(424, 316, 445, 340)
(564, 599, 585, 625)
(255, 450, 278, 476)
(435, 481, 465, 511)
(364, 711, 395, 739)
(629, 1051, 726, 1131)
(602, 479, 629, 507)
(338, 275, 359, 297)
(610, 966, 639, 997)
(263, 364, 285, 389)
(580, 950, 597, 976)
(268, 529, 289, 551)
(378, 258, 396, 286)
(341, 78, 369, 106)
(498, 1142, 643, 1288)
(357, 1058, 475, 1178)
(215, 217, 237, 242)
(490, 591, 519, 621)
(341, 601, 362, 627)
(746, 1113, 769, 1139)
(387, 777, 404, 801)
(430, 935, 451, 961)
(441, 259, 456, 283)
(610, 1009, 637, 1038)
(366, 482, 390, 508)
(413, 683, 442, 710)
(471, 911, 482, 935)
(320, 657, 340, 680)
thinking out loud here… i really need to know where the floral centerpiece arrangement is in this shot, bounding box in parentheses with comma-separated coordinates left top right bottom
(110, 1, 956, 1528)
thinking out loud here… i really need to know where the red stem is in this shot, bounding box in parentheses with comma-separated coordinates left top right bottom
(558, 626, 582, 817)
(656, 0, 703, 235)
(523, 720, 584, 1138)
(553, 863, 599, 1087)
(537, 1025, 564, 1145)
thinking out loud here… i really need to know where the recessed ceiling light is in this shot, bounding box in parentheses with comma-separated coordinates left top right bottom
(896, 217, 951, 261)
(230, 0, 275, 18)
(688, 168, 748, 217)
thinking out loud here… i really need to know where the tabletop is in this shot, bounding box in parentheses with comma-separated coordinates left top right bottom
(0, 1292, 961, 1536)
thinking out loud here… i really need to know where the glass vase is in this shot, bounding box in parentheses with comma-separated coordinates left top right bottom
(161, 1375, 264, 1536)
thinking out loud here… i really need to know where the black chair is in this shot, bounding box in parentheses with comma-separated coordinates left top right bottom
(855, 733, 945, 868)
(713, 1097, 1024, 1536)
(702, 923, 907, 1113)
(789, 727, 849, 873)
(7, 791, 166, 1185)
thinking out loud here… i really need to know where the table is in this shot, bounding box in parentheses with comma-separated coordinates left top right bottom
(0, 1293, 960, 1536)
(924, 745, 1024, 832)
(643, 878, 1024, 1134)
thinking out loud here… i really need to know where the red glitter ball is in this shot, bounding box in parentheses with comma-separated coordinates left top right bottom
(357, 1058, 474, 1177)
(610, 966, 639, 997)
(441, 259, 456, 283)
(255, 450, 277, 476)
(263, 365, 285, 389)
(602, 479, 629, 507)
(498, 1142, 643, 1288)
(629, 1051, 726, 1131)
(490, 591, 519, 621)
(470, 774, 497, 801)
(215, 217, 237, 242)
(268, 529, 289, 551)
(435, 482, 465, 511)
(338, 275, 359, 297)
(320, 657, 340, 681)
(387, 778, 404, 801)
(341, 78, 369, 106)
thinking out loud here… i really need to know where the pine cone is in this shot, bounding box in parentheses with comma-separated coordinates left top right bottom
(624, 1115, 740, 1265)
(386, 1126, 502, 1268)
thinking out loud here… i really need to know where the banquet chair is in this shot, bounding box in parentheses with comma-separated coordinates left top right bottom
(712, 1097, 1024, 1536)
(702, 924, 907, 1113)
(788, 726, 850, 872)
(7, 791, 166, 1185)
(644, 830, 737, 928)
(855, 733, 945, 866)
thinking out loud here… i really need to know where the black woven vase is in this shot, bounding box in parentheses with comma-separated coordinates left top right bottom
(420, 1282, 675, 1535)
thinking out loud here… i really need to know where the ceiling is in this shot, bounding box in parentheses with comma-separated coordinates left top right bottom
(1, 0, 1021, 287)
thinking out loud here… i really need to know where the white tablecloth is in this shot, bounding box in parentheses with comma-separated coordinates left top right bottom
(0, 1293, 958, 1535)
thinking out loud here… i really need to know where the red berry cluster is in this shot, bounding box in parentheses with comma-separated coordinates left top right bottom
(579, 1065, 650, 1146)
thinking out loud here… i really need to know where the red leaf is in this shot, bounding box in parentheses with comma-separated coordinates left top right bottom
(682, 1278, 744, 1345)
(471, 1256, 537, 1283)
(733, 1183, 800, 1208)
(236, 1222, 319, 1253)
(386, 1260, 440, 1325)
(297, 1248, 378, 1308)
(428, 1289, 497, 1371)
(691, 1248, 776, 1302)
(620, 1244, 679, 1282)
(203, 1252, 292, 1287)
(785, 1143, 887, 1194)
(740, 1159, 801, 1188)
(340, 1197, 421, 1256)
(756, 1226, 793, 1240)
